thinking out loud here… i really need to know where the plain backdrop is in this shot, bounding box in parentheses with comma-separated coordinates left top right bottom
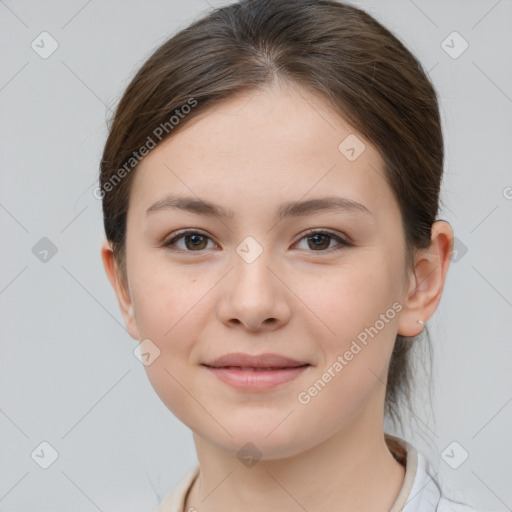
(1, 0, 511, 510)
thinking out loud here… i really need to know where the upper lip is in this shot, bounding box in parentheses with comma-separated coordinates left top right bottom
(202, 352, 310, 368)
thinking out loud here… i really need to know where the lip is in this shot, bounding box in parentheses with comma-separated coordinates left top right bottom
(201, 352, 311, 391)
(203, 352, 309, 368)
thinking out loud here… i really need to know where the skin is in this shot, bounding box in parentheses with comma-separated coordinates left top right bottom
(102, 82, 453, 512)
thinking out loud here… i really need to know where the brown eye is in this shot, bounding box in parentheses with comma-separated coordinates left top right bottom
(182, 233, 209, 251)
(294, 230, 350, 253)
(307, 233, 331, 250)
(164, 230, 216, 252)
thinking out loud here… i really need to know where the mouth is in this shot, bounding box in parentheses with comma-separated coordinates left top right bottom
(202, 352, 310, 368)
(201, 358, 311, 391)
(204, 365, 309, 371)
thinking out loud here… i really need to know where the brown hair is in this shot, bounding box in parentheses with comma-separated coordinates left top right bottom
(99, 0, 442, 432)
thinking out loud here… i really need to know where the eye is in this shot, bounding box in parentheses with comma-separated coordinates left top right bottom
(293, 229, 350, 253)
(163, 230, 218, 252)
(164, 228, 350, 254)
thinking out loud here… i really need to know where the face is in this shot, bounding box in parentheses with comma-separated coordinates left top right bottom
(115, 83, 414, 459)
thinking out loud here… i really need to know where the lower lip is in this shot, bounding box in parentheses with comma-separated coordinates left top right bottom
(203, 365, 310, 390)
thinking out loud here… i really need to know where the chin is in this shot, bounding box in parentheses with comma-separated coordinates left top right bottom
(203, 417, 311, 461)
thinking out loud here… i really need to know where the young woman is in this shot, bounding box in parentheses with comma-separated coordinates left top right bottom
(99, 1, 478, 510)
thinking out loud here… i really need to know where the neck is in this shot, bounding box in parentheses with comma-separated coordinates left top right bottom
(185, 417, 406, 512)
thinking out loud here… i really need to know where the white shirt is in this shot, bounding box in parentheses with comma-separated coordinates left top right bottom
(156, 435, 478, 512)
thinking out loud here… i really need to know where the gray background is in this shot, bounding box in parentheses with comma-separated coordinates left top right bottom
(1, 0, 511, 510)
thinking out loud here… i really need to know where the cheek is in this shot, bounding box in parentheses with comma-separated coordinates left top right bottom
(294, 274, 399, 430)
(128, 260, 220, 371)
(129, 268, 214, 427)
(128, 251, 209, 343)
(301, 255, 400, 332)
(297, 256, 401, 382)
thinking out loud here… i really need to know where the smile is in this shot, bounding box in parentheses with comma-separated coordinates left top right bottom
(202, 364, 310, 391)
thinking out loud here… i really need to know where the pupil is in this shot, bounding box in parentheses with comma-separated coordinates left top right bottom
(187, 234, 206, 250)
(310, 234, 329, 250)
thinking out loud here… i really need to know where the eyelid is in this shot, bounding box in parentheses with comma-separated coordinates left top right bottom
(165, 227, 212, 241)
(163, 228, 220, 251)
(297, 228, 350, 245)
(292, 228, 351, 253)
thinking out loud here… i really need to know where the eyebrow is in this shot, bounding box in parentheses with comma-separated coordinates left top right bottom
(145, 194, 373, 220)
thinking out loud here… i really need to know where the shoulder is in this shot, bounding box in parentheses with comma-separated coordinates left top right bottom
(157, 465, 199, 512)
(414, 450, 479, 512)
(438, 496, 480, 512)
(385, 435, 479, 512)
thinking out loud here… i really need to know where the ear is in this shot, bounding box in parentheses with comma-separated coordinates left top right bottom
(397, 220, 454, 336)
(101, 239, 140, 340)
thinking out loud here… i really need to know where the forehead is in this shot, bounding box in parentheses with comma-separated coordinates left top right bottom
(131, 84, 395, 222)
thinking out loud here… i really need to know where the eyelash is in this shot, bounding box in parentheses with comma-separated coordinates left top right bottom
(163, 228, 351, 254)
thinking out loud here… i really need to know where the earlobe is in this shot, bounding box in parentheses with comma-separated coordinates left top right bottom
(397, 221, 454, 337)
(100, 239, 140, 340)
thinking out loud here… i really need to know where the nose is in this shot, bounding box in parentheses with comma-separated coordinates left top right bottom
(216, 251, 292, 333)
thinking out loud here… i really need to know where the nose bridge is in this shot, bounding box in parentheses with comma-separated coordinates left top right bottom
(231, 235, 277, 299)
(235, 234, 268, 268)
(216, 235, 290, 331)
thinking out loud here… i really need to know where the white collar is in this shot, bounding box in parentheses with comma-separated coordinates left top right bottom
(387, 435, 442, 512)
